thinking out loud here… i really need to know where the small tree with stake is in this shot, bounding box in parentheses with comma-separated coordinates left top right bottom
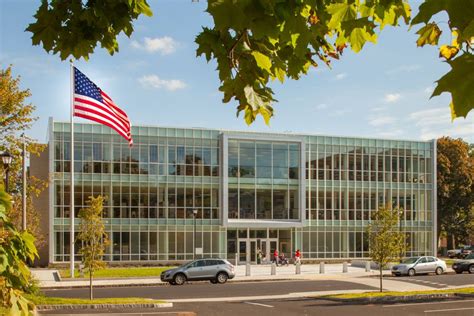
(77, 195, 108, 300)
(367, 205, 406, 292)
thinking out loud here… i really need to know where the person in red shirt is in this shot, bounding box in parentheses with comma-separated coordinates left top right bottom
(273, 249, 279, 265)
(294, 249, 301, 265)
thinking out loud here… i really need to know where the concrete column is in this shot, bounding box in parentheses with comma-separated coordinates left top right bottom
(295, 262, 301, 274)
(271, 262, 276, 275)
(246, 263, 251, 276)
(343, 262, 348, 273)
(365, 261, 371, 272)
(320, 261, 325, 274)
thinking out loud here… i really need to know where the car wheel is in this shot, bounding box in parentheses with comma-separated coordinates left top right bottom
(174, 273, 187, 285)
(408, 268, 415, 277)
(210, 279, 218, 284)
(216, 272, 228, 284)
(168, 281, 176, 285)
(435, 267, 443, 275)
(455, 270, 463, 274)
(469, 265, 474, 274)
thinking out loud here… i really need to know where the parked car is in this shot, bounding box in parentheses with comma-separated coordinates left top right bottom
(452, 253, 474, 274)
(460, 245, 474, 259)
(391, 256, 447, 276)
(160, 258, 235, 285)
(447, 248, 463, 258)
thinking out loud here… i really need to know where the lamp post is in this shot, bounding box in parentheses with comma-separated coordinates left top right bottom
(1, 151, 13, 192)
(193, 209, 198, 259)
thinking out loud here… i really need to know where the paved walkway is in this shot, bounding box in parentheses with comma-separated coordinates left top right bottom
(32, 263, 455, 290)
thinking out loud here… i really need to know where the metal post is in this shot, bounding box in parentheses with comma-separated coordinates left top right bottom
(4, 168, 9, 193)
(70, 61, 75, 279)
(193, 209, 197, 259)
(22, 137, 27, 231)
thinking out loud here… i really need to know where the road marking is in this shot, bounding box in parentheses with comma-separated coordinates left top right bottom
(425, 307, 474, 313)
(243, 301, 274, 308)
(383, 299, 474, 308)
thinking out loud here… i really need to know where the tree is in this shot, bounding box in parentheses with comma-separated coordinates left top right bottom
(0, 185, 38, 315)
(26, 1, 474, 124)
(0, 66, 47, 247)
(437, 137, 474, 249)
(77, 195, 109, 300)
(367, 205, 406, 292)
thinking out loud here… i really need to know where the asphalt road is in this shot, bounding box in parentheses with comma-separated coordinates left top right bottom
(42, 280, 376, 300)
(39, 298, 474, 315)
(385, 273, 474, 289)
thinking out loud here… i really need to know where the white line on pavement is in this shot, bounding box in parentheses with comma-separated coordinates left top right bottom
(425, 307, 474, 313)
(244, 302, 274, 308)
(383, 299, 474, 308)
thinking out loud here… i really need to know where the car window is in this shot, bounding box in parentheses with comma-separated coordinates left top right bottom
(466, 254, 474, 260)
(427, 257, 435, 262)
(419, 257, 427, 263)
(217, 260, 226, 265)
(205, 260, 217, 266)
(402, 257, 419, 264)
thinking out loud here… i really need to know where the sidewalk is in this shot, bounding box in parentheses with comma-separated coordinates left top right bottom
(32, 263, 454, 290)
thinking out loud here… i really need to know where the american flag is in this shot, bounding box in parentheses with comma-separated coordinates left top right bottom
(73, 67, 133, 145)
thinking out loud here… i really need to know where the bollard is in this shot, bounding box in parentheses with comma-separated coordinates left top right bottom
(79, 263, 84, 278)
(246, 263, 251, 276)
(320, 261, 325, 274)
(365, 261, 371, 272)
(295, 262, 301, 274)
(271, 262, 276, 275)
(343, 262, 348, 273)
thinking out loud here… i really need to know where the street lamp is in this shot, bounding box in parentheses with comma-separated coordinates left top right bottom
(193, 209, 198, 259)
(1, 151, 13, 192)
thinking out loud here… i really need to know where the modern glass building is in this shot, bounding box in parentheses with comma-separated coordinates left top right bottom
(39, 118, 436, 265)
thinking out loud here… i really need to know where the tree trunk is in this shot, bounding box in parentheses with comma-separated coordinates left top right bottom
(379, 266, 383, 292)
(89, 269, 93, 300)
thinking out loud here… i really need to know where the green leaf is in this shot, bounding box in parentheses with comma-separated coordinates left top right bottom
(326, 3, 357, 29)
(431, 53, 474, 119)
(415, 22, 442, 47)
(251, 51, 272, 74)
(349, 27, 377, 53)
(244, 85, 265, 111)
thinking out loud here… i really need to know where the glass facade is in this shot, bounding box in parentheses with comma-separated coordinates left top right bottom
(48, 120, 435, 263)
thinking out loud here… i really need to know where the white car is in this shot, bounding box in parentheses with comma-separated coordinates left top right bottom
(391, 256, 447, 276)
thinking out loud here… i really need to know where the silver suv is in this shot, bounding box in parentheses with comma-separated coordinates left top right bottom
(160, 259, 235, 285)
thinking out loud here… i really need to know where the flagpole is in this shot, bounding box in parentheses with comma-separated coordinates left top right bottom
(70, 60, 75, 279)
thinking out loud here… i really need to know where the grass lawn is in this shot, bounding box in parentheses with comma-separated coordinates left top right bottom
(59, 266, 175, 279)
(324, 287, 474, 299)
(26, 294, 165, 305)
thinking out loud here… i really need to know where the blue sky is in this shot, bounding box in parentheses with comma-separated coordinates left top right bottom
(1, 0, 472, 143)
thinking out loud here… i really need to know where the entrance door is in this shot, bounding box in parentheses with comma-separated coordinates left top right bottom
(250, 240, 257, 263)
(280, 241, 291, 258)
(269, 240, 278, 261)
(237, 239, 259, 264)
(238, 240, 247, 264)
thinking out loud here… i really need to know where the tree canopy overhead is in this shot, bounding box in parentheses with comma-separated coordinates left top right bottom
(26, 0, 474, 124)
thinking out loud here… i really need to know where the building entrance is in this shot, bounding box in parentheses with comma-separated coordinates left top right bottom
(237, 238, 278, 265)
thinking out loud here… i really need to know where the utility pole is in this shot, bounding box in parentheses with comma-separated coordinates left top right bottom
(22, 134, 27, 231)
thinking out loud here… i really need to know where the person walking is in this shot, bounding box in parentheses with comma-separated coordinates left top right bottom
(294, 249, 301, 265)
(273, 249, 279, 266)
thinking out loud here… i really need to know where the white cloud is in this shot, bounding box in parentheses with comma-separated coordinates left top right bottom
(386, 64, 421, 75)
(131, 36, 177, 55)
(139, 75, 187, 91)
(384, 93, 401, 103)
(369, 115, 397, 127)
(316, 103, 328, 110)
(329, 108, 351, 117)
(334, 73, 347, 80)
(409, 107, 474, 141)
(371, 105, 386, 112)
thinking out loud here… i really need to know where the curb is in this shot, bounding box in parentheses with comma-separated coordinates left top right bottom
(40, 277, 322, 289)
(36, 302, 173, 311)
(319, 292, 474, 305)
